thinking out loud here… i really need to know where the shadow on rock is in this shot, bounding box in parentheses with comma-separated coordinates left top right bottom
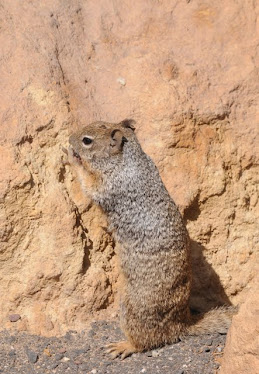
(189, 239, 232, 313)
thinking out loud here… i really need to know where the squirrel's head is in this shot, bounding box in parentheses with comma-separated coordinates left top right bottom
(68, 119, 136, 168)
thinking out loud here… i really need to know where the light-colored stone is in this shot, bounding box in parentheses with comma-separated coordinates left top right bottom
(220, 276, 259, 374)
(0, 0, 258, 337)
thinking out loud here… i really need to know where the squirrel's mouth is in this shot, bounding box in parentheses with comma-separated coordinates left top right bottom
(72, 148, 82, 162)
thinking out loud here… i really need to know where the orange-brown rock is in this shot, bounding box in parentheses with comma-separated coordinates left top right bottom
(0, 0, 258, 339)
(220, 276, 259, 374)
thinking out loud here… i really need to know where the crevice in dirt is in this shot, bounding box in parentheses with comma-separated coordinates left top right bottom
(55, 45, 66, 85)
(36, 118, 55, 133)
(57, 163, 67, 183)
(73, 206, 92, 275)
(54, 43, 71, 113)
(16, 135, 33, 146)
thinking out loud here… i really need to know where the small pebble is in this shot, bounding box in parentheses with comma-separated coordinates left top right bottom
(205, 338, 213, 346)
(43, 347, 52, 357)
(217, 346, 223, 353)
(58, 347, 67, 353)
(62, 356, 70, 362)
(152, 350, 160, 357)
(74, 359, 83, 365)
(117, 77, 126, 86)
(25, 348, 39, 363)
(9, 314, 21, 322)
(55, 353, 64, 360)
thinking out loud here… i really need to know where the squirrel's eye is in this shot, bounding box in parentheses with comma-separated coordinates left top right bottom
(82, 137, 93, 146)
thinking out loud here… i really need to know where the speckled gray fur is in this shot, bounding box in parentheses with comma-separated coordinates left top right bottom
(92, 139, 187, 254)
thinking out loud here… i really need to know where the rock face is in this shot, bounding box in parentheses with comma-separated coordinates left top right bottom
(220, 276, 259, 374)
(0, 0, 258, 341)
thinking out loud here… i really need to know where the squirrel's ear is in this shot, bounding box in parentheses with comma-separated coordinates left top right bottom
(110, 129, 128, 155)
(120, 119, 136, 131)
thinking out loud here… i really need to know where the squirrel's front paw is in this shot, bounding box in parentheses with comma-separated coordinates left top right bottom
(106, 340, 138, 360)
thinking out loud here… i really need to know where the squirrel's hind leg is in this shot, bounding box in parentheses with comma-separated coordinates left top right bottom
(106, 340, 140, 360)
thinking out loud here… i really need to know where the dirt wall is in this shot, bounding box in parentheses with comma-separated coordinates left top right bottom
(0, 0, 258, 340)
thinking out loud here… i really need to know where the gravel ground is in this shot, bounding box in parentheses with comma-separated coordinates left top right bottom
(0, 320, 226, 374)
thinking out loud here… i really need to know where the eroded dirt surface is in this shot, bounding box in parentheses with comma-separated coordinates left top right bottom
(0, 320, 226, 374)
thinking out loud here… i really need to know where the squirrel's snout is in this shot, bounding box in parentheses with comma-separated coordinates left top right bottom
(72, 148, 81, 161)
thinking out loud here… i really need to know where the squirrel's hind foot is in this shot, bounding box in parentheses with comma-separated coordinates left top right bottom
(106, 340, 139, 360)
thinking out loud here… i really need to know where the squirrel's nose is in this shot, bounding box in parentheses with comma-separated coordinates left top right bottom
(69, 134, 76, 146)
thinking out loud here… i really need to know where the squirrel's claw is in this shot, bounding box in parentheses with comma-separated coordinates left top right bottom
(106, 340, 138, 360)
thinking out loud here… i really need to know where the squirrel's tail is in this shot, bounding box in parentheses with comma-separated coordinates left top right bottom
(187, 306, 238, 336)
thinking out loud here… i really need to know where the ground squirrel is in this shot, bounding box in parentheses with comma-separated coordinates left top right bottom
(67, 119, 235, 359)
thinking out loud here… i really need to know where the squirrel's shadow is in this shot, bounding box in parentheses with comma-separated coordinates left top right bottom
(189, 239, 232, 313)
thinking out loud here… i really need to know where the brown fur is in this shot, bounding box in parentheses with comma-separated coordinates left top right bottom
(67, 120, 236, 358)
